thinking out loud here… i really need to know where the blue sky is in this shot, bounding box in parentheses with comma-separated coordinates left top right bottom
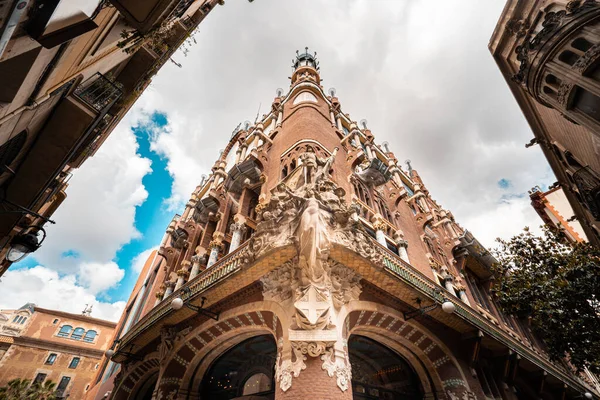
(12, 111, 175, 305)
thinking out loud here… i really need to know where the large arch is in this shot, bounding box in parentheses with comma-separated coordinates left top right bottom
(340, 301, 472, 399)
(111, 352, 160, 400)
(155, 302, 286, 399)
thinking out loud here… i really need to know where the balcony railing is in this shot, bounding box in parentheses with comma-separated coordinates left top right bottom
(572, 166, 600, 219)
(367, 236, 589, 392)
(73, 73, 123, 113)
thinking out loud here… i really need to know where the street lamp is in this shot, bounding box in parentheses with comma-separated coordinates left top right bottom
(104, 339, 141, 362)
(6, 226, 46, 262)
(584, 392, 593, 400)
(403, 290, 456, 321)
(171, 287, 219, 321)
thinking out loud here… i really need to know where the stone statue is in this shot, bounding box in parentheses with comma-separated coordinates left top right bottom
(298, 146, 338, 189)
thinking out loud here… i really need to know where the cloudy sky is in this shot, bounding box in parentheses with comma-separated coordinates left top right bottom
(0, 0, 554, 321)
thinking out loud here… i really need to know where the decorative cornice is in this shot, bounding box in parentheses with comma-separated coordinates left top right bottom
(13, 336, 105, 359)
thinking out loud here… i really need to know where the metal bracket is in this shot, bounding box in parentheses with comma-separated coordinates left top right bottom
(181, 287, 219, 321)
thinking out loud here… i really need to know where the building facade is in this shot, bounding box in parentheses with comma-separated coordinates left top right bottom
(0, 0, 226, 277)
(490, 0, 600, 247)
(0, 303, 116, 399)
(529, 185, 589, 242)
(90, 50, 598, 400)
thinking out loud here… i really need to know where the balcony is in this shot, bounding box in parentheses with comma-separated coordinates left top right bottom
(355, 157, 392, 187)
(73, 73, 123, 113)
(572, 166, 600, 219)
(224, 157, 262, 194)
(109, 0, 200, 34)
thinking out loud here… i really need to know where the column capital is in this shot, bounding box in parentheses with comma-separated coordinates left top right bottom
(208, 239, 223, 250)
(176, 268, 190, 278)
(181, 260, 191, 268)
(155, 291, 165, 299)
(191, 254, 207, 264)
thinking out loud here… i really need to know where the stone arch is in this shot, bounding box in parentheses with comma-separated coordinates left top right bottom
(111, 352, 160, 400)
(340, 301, 471, 398)
(156, 302, 287, 399)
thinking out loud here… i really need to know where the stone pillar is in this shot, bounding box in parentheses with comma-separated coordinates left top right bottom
(154, 290, 165, 306)
(365, 144, 374, 160)
(189, 254, 206, 280)
(206, 239, 223, 268)
(373, 219, 387, 247)
(234, 148, 242, 164)
(174, 262, 190, 291)
(276, 109, 283, 127)
(394, 230, 410, 264)
(162, 281, 175, 300)
(240, 144, 248, 161)
(229, 217, 247, 253)
(329, 108, 336, 127)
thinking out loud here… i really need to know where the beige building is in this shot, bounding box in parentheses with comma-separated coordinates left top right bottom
(0, 303, 115, 399)
(530, 185, 589, 242)
(0, 0, 225, 277)
(490, 0, 600, 247)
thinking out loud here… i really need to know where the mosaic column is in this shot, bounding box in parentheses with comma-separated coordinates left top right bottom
(189, 254, 206, 280)
(372, 218, 387, 247)
(206, 238, 223, 268)
(162, 281, 175, 300)
(174, 262, 190, 291)
(229, 218, 247, 253)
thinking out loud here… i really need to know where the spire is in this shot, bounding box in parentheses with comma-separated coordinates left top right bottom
(291, 47, 321, 86)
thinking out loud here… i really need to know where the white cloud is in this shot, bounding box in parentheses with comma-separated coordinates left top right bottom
(34, 109, 153, 270)
(131, 247, 158, 273)
(78, 262, 125, 295)
(0, 266, 126, 321)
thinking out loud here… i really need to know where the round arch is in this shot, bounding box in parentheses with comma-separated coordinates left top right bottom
(339, 301, 471, 398)
(111, 353, 160, 400)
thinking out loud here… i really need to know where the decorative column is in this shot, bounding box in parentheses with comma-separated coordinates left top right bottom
(229, 215, 247, 253)
(154, 286, 165, 306)
(276, 107, 283, 127)
(329, 108, 336, 127)
(455, 282, 470, 306)
(440, 267, 457, 296)
(240, 144, 248, 161)
(189, 254, 206, 280)
(393, 230, 409, 263)
(372, 217, 387, 247)
(174, 261, 190, 291)
(206, 235, 223, 268)
(162, 281, 175, 300)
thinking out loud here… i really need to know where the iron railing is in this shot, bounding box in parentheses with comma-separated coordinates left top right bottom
(73, 73, 123, 113)
(573, 166, 600, 219)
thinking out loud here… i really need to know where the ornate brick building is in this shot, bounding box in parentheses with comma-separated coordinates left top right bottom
(91, 50, 598, 400)
(490, 0, 600, 247)
(0, 303, 115, 399)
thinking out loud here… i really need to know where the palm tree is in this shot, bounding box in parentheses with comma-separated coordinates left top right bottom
(0, 378, 57, 400)
(0, 378, 31, 400)
(29, 380, 56, 400)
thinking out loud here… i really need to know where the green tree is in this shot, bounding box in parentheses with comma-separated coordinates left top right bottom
(492, 227, 600, 374)
(0, 378, 56, 400)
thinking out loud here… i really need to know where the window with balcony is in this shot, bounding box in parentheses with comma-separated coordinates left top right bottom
(55, 376, 71, 398)
(466, 273, 492, 311)
(33, 373, 47, 385)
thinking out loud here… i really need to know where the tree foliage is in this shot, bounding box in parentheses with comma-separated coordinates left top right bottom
(0, 378, 56, 400)
(492, 227, 600, 374)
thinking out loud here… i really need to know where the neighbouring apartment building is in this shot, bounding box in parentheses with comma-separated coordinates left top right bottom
(0, 303, 116, 399)
(530, 185, 589, 242)
(490, 0, 600, 247)
(85, 50, 598, 400)
(0, 0, 229, 277)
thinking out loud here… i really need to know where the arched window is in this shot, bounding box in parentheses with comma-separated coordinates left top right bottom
(57, 325, 72, 337)
(71, 327, 85, 340)
(20, 317, 27, 324)
(281, 165, 288, 179)
(242, 372, 272, 395)
(83, 330, 97, 343)
(290, 159, 296, 171)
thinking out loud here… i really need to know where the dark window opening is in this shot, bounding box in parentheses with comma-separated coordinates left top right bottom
(45, 353, 57, 365)
(572, 37, 593, 53)
(0, 130, 27, 174)
(559, 50, 580, 66)
(69, 357, 80, 369)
